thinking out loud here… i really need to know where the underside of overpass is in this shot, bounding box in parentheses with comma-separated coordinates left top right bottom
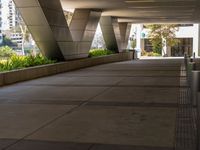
(13, 0, 200, 60)
(1, 0, 200, 150)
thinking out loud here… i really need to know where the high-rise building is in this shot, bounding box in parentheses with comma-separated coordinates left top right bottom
(8, 0, 16, 29)
(0, 0, 16, 31)
(0, 0, 3, 43)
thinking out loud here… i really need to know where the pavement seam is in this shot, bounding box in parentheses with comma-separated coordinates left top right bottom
(174, 64, 197, 150)
(14, 84, 186, 88)
(2, 86, 112, 150)
(57, 75, 183, 77)
(87, 144, 95, 150)
(0, 61, 185, 150)
(2, 75, 126, 149)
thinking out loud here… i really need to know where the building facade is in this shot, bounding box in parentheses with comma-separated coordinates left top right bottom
(0, 0, 16, 31)
(131, 24, 200, 57)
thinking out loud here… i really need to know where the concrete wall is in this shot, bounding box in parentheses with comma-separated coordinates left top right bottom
(0, 52, 133, 86)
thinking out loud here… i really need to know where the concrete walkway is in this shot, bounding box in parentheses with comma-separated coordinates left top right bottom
(0, 59, 185, 150)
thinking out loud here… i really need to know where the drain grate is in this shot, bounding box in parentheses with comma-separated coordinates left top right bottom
(175, 66, 197, 150)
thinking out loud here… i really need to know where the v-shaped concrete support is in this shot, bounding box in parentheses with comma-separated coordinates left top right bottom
(100, 16, 131, 52)
(13, 0, 101, 60)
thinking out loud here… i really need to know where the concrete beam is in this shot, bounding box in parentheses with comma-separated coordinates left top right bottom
(100, 16, 131, 52)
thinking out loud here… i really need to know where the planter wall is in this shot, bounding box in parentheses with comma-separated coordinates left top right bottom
(0, 52, 133, 86)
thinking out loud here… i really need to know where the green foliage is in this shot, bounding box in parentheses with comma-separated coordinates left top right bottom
(0, 46, 15, 58)
(152, 39, 162, 54)
(0, 54, 56, 72)
(89, 49, 115, 57)
(146, 24, 180, 55)
(142, 50, 161, 57)
(130, 40, 136, 49)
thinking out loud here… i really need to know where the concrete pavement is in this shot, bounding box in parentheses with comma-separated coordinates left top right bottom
(0, 59, 185, 150)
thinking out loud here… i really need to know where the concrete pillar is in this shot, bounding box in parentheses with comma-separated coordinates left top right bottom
(100, 16, 119, 52)
(13, 0, 73, 60)
(100, 16, 131, 52)
(68, 9, 102, 59)
(136, 24, 142, 58)
(119, 23, 132, 51)
(193, 24, 200, 57)
(141, 39, 145, 51)
(167, 46, 171, 57)
(162, 38, 167, 56)
(13, 1, 102, 60)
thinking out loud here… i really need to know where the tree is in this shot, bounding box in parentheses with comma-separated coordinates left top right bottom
(146, 24, 179, 55)
(9, 6, 31, 56)
(13, 14, 30, 56)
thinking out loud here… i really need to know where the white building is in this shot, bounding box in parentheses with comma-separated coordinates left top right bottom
(0, 0, 16, 31)
(131, 24, 200, 57)
(0, 0, 16, 44)
(10, 32, 22, 48)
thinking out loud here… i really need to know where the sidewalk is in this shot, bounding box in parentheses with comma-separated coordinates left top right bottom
(0, 59, 186, 150)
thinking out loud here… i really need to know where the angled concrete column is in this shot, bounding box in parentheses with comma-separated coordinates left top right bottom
(119, 23, 132, 51)
(65, 9, 102, 59)
(100, 17, 131, 52)
(13, 1, 102, 60)
(100, 17, 119, 52)
(136, 24, 143, 58)
(13, 0, 74, 60)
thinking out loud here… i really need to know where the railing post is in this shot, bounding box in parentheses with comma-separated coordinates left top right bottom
(191, 71, 199, 106)
(197, 92, 200, 150)
(184, 53, 188, 69)
(193, 52, 196, 60)
(188, 62, 196, 87)
(191, 71, 200, 150)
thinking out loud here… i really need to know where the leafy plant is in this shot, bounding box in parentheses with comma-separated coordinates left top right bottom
(0, 54, 56, 72)
(130, 40, 136, 49)
(0, 46, 15, 58)
(89, 49, 115, 57)
(142, 50, 161, 57)
(146, 24, 180, 55)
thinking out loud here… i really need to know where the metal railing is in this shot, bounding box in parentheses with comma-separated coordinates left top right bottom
(184, 53, 200, 150)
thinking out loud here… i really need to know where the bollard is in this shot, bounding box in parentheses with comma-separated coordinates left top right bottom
(197, 92, 200, 150)
(184, 53, 188, 69)
(188, 62, 196, 86)
(191, 70, 199, 107)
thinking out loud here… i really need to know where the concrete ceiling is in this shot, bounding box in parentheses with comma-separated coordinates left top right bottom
(61, 0, 200, 23)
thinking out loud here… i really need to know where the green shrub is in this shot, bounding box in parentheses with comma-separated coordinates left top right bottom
(89, 49, 115, 57)
(130, 40, 136, 49)
(0, 54, 56, 72)
(0, 46, 15, 58)
(141, 50, 161, 57)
